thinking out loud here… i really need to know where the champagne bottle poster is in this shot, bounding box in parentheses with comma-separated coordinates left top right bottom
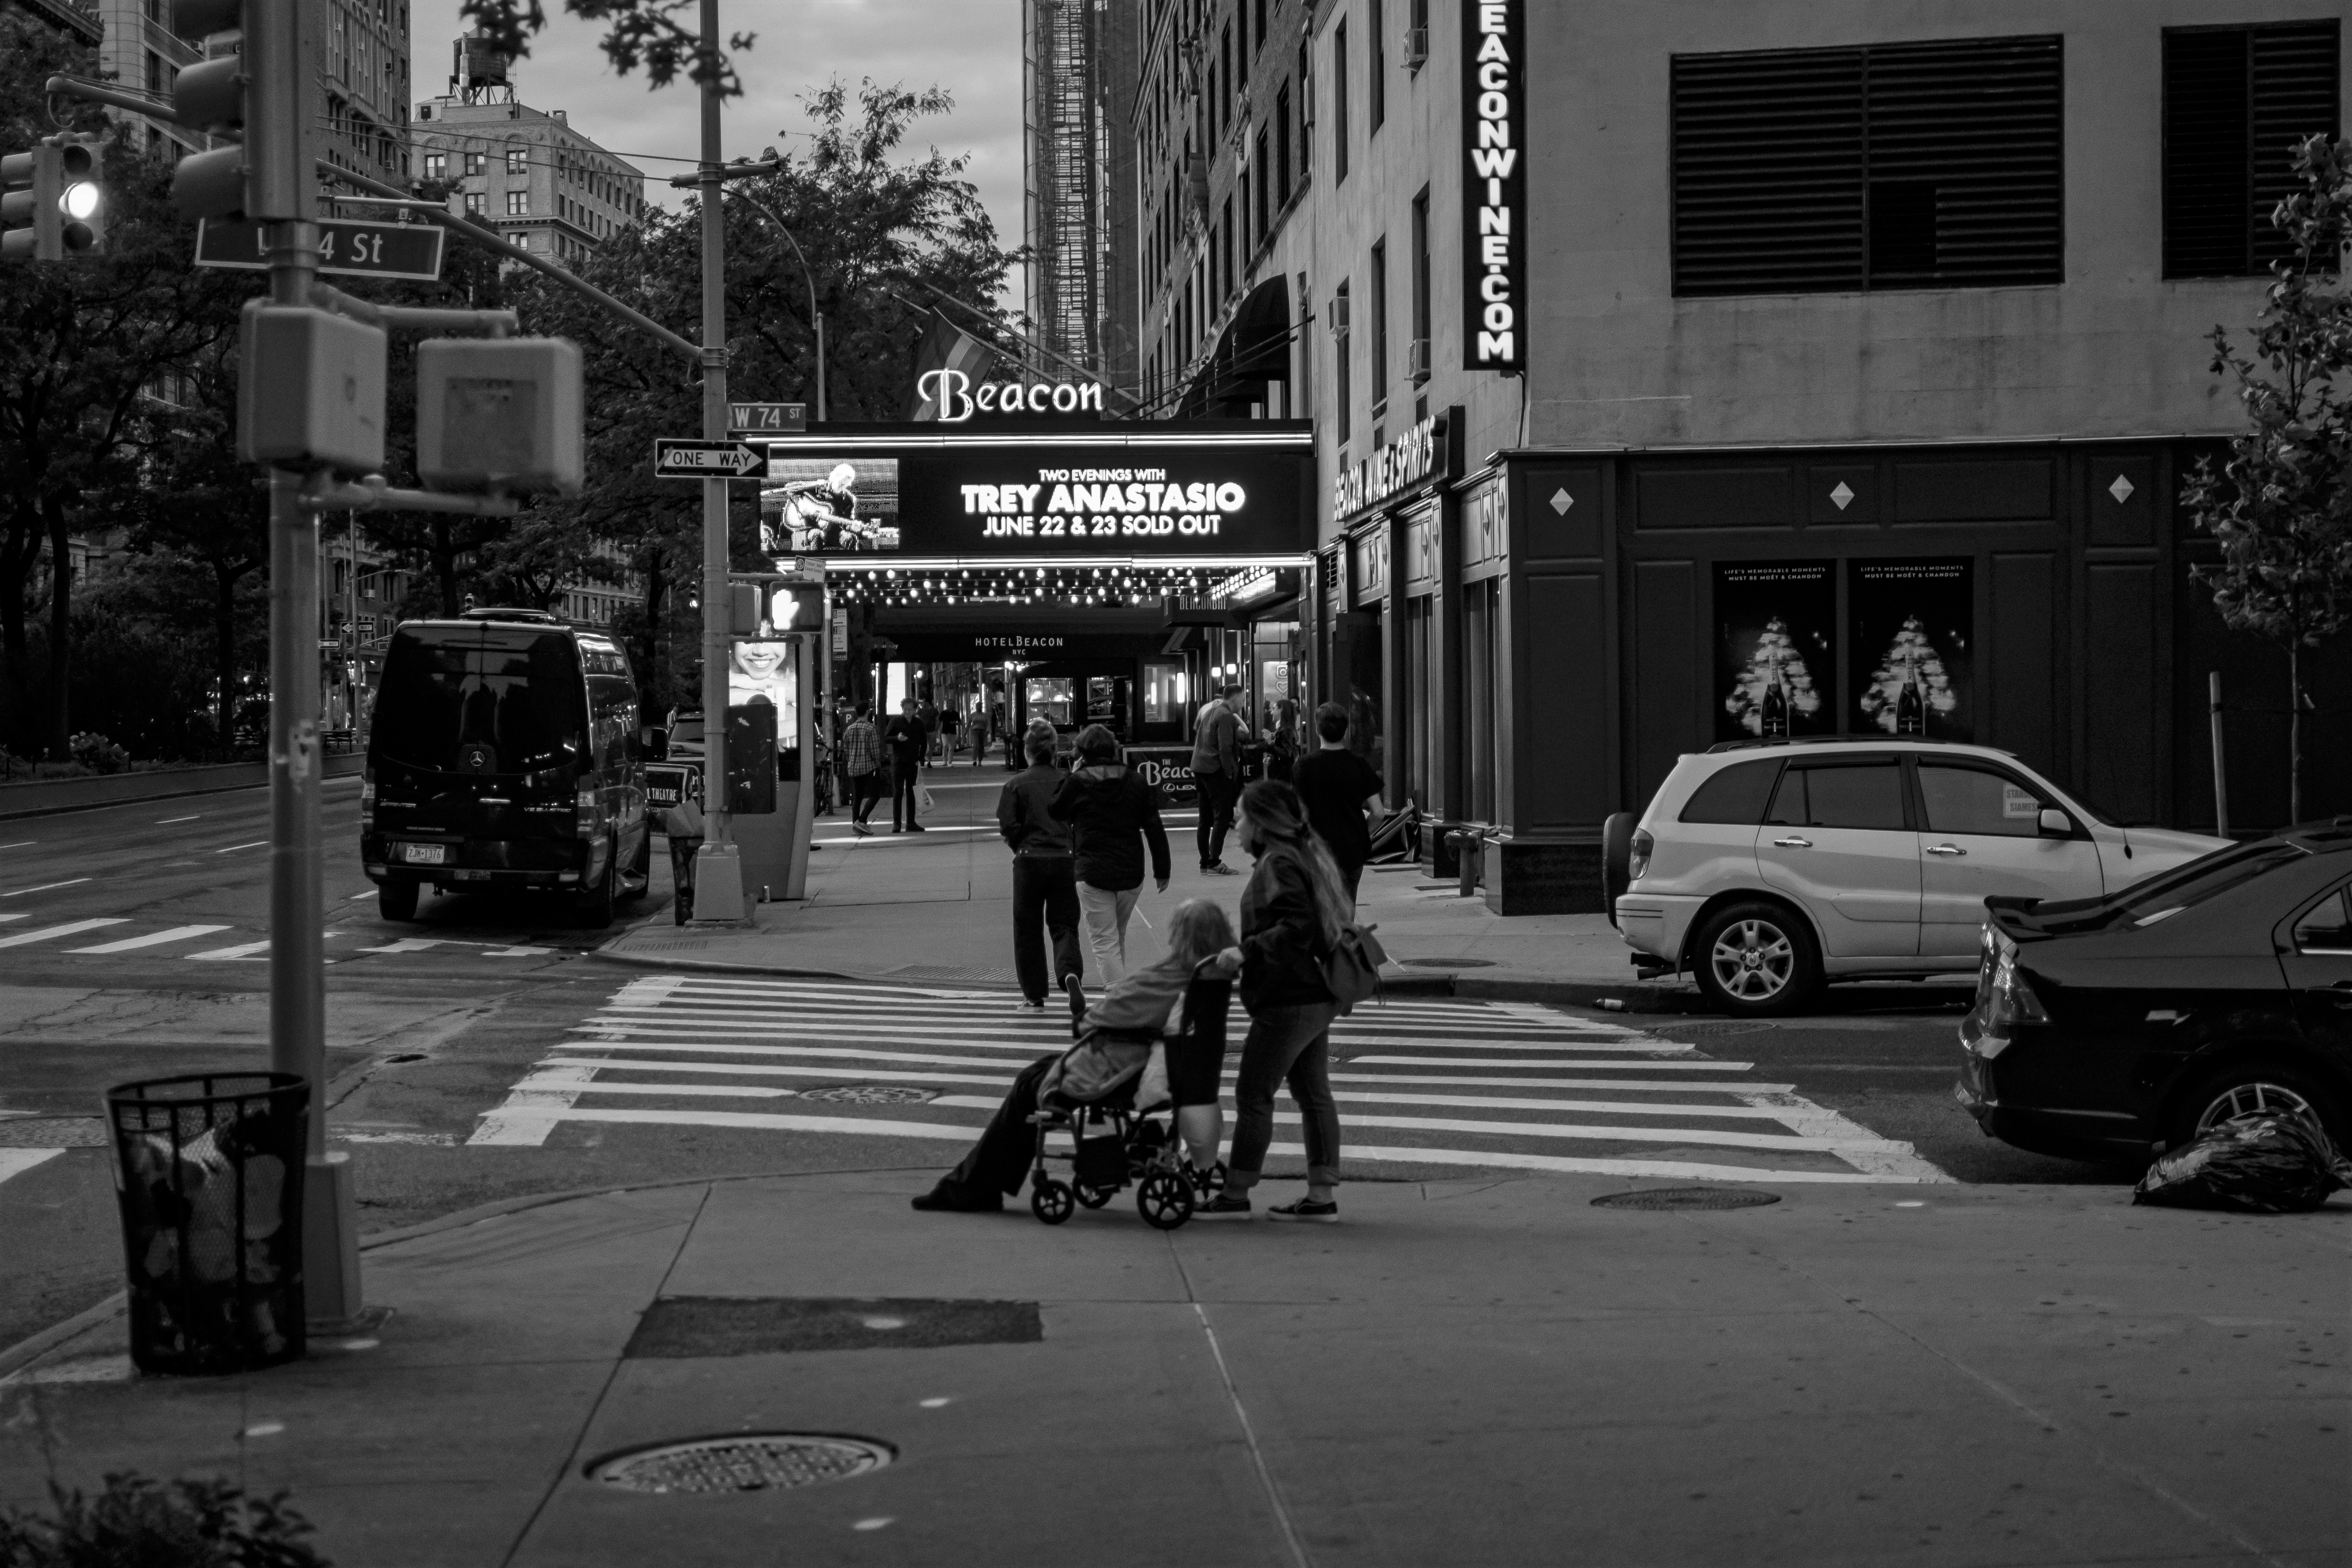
(1714, 562, 1836, 741)
(1848, 558, 1973, 740)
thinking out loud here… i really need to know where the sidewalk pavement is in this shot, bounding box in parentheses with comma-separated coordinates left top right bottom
(3, 1169, 2341, 1566)
(602, 771, 1704, 1009)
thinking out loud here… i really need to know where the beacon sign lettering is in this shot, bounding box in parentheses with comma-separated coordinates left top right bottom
(1460, 0, 1526, 373)
(914, 368, 1108, 421)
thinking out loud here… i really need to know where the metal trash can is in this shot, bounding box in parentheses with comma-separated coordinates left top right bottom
(106, 1072, 309, 1375)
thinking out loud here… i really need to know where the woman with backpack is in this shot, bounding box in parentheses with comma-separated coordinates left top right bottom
(1049, 724, 1172, 993)
(1195, 778, 1355, 1224)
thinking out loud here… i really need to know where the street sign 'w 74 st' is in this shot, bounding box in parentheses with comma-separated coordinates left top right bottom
(654, 439, 769, 480)
(194, 216, 445, 280)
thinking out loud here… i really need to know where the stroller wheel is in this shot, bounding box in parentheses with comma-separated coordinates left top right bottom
(1030, 1179, 1076, 1225)
(1074, 1182, 1116, 1210)
(1189, 1160, 1227, 1197)
(1137, 1170, 1194, 1231)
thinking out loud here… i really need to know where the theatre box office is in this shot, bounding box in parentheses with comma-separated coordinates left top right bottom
(1328, 435, 2350, 916)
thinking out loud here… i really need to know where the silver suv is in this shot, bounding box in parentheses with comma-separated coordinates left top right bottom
(1609, 740, 2227, 1015)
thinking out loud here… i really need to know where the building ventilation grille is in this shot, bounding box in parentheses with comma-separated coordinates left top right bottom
(1671, 35, 2063, 297)
(2163, 21, 2341, 279)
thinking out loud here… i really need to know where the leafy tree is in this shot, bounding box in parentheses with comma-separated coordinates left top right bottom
(2183, 134, 2352, 825)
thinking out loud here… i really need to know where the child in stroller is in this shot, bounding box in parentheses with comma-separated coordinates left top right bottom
(910, 900, 1237, 1226)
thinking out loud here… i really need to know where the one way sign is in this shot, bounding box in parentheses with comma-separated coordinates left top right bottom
(653, 439, 770, 480)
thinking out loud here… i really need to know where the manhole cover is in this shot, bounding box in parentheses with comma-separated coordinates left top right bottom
(0, 1118, 107, 1149)
(1398, 957, 1495, 968)
(798, 1085, 934, 1105)
(1591, 1187, 1781, 1211)
(587, 1434, 893, 1494)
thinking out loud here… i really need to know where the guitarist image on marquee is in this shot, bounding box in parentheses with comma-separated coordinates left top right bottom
(771, 463, 885, 553)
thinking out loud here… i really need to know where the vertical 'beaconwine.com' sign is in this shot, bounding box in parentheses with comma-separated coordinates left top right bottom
(1461, 0, 1525, 372)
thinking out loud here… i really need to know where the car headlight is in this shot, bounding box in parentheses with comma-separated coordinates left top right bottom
(1627, 829, 1653, 883)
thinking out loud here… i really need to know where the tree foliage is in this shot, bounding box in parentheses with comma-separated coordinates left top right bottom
(2183, 134, 2352, 823)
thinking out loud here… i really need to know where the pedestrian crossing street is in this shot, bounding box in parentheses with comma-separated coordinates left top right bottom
(0, 910, 560, 961)
(470, 975, 1954, 1185)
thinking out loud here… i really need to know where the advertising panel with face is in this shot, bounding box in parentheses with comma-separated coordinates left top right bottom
(760, 441, 1310, 561)
(1715, 561, 1837, 742)
(1848, 559, 1973, 741)
(727, 639, 798, 743)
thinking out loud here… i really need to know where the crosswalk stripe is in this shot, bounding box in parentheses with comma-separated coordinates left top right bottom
(0, 1149, 66, 1189)
(0, 918, 127, 949)
(544, 1056, 1022, 1088)
(562, 1038, 1056, 1070)
(66, 924, 233, 954)
(1343, 1055, 1745, 1070)
(186, 939, 272, 961)
(0, 913, 27, 924)
(1330, 1072, 1782, 1091)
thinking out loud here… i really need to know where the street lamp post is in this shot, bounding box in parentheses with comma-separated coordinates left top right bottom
(724, 188, 826, 423)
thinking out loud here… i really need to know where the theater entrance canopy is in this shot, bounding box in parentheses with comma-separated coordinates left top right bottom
(757, 420, 1314, 606)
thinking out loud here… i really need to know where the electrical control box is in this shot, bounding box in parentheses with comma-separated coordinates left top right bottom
(414, 336, 583, 495)
(235, 302, 386, 474)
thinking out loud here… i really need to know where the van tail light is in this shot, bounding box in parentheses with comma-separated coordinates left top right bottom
(1627, 829, 1654, 882)
(576, 781, 602, 838)
(360, 771, 375, 833)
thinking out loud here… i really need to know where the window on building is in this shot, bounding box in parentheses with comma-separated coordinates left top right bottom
(2163, 22, 2341, 278)
(1237, 13, 1248, 88)
(464, 150, 485, 176)
(1298, 43, 1313, 171)
(1239, 170, 1252, 255)
(1333, 280, 1351, 444)
(464, 191, 483, 216)
(506, 189, 528, 216)
(1255, 128, 1271, 235)
(1220, 195, 1233, 299)
(1670, 35, 2064, 296)
(1369, 0, 1385, 132)
(423, 152, 446, 180)
(1409, 188, 1431, 380)
(1333, 21, 1349, 183)
(1254, 0, 1267, 53)
(1276, 84, 1292, 204)
(507, 144, 528, 174)
(1369, 239, 1388, 415)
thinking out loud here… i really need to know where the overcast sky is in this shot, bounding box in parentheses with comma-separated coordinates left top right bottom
(411, 0, 1026, 251)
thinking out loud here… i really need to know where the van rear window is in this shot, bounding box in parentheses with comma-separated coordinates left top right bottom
(371, 629, 586, 775)
(1679, 758, 1782, 825)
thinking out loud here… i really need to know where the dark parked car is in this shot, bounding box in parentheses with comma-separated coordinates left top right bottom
(362, 609, 651, 926)
(1957, 821, 2352, 1163)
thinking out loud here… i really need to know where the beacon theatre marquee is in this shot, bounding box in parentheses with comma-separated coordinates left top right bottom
(757, 424, 1314, 564)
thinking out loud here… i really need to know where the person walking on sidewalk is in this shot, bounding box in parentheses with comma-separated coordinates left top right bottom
(910, 899, 1237, 1212)
(1289, 700, 1387, 909)
(882, 697, 928, 832)
(1050, 723, 1171, 990)
(1196, 779, 1353, 1224)
(840, 703, 884, 835)
(998, 724, 1083, 1012)
(1192, 683, 1245, 874)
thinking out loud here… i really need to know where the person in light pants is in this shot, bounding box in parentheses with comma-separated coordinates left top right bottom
(1049, 724, 1172, 997)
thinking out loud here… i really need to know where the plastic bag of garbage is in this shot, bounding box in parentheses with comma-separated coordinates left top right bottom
(2133, 1111, 2352, 1214)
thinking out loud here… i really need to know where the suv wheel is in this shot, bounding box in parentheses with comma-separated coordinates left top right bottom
(379, 880, 419, 921)
(2168, 1060, 2346, 1151)
(1692, 900, 1820, 1017)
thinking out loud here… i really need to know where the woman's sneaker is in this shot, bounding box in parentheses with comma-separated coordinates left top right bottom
(1193, 1194, 1252, 1220)
(1267, 1197, 1339, 1224)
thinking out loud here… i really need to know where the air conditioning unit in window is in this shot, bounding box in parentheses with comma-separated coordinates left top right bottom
(1404, 26, 1428, 69)
(1327, 295, 1350, 338)
(1407, 337, 1431, 383)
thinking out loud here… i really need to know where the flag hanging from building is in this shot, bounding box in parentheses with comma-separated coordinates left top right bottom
(905, 311, 999, 421)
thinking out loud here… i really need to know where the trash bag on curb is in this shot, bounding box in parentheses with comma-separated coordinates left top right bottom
(2133, 1111, 2352, 1214)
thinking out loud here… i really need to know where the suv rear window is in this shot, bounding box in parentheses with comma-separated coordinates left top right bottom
(1679, 758, 1782, 824)
(372, 627, 587, 776)
(1768, 762, 1907, 830)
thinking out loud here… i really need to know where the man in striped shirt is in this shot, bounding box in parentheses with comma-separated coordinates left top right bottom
(840, 704, 884, 835)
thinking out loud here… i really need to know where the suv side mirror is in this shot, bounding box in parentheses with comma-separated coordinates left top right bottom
(2038, 807, 2072, 837)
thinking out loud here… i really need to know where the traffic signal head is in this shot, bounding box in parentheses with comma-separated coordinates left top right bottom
(168, 0, 315, 223)
(2, 136, 103, 262)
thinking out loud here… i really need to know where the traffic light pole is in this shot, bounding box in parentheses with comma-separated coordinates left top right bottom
(691, 0, 746, 923)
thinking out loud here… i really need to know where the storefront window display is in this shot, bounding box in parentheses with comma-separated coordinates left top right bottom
(1849, 558, 1973, 740)
(1714, 561, 1837, 742)
(1027, 676, 1075, 727)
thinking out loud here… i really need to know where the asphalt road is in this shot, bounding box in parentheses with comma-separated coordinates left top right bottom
(0, 782, 2131, 1358)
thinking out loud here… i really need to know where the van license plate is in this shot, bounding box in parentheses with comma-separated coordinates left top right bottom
(399, 843, 448, 865)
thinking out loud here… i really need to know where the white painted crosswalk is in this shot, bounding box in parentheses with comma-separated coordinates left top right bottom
(0, 915, 569, 962)
(470, 975, 1953, 1184)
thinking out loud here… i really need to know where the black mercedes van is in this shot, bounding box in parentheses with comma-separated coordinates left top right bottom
(362, 609, 651, 926)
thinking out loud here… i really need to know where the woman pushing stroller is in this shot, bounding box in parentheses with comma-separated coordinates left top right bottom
(912, 899, 1238, 1213)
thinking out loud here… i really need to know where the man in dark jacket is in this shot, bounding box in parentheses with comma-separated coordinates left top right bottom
(881, 698, 927, 831)
(1049, 724, 1172, 987)
(998, 724, 1082, 1010)
(1191, 684, 1244, 873)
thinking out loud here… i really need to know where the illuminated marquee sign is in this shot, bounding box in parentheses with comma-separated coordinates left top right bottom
(757, 428, 1312, 561)
(1461, 0, 1526, 372)
(915, 368, 1107, 421)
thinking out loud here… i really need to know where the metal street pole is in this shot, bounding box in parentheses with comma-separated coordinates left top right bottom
(691, 0, 746, 921)
(722, 189, 826, 424)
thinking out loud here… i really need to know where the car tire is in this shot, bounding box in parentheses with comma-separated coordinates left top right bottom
(378, 880, 419, 922)
(2166, 1058, 2349, 1152)
(576, 842, 617, 929)
(1691, 899, 1821, 1017)
(1601, 812, 1637, 928)
(616, 829, 652, 904)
